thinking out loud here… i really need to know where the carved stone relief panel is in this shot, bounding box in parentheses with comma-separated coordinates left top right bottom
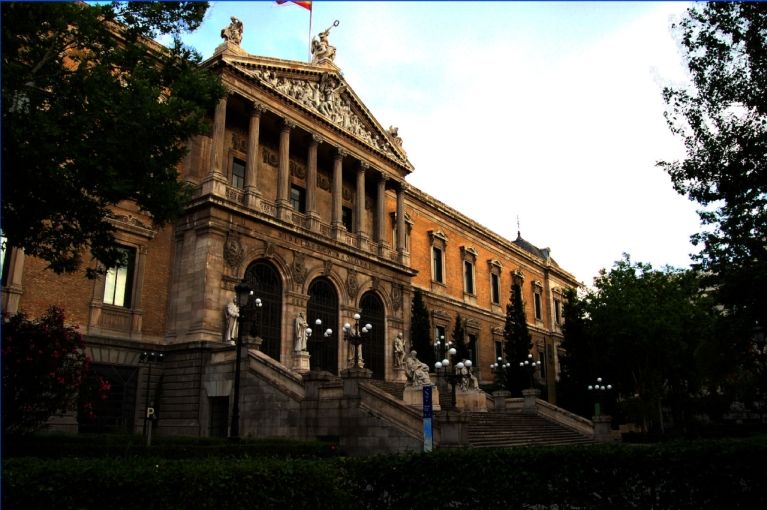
(224, 231, 245, 269)
(391, 283, 402, 312)
(292, 252, 307, 286)
(346, 268, 358, 300)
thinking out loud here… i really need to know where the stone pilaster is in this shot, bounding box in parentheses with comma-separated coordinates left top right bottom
(276, 119, 295, 222)
(396, 184, 407, 264)
(306, 134, 322, 232)
(245, 102, 265, 209)
(331, 148, 346, 239)
(376, 174, 389, 256)
(356, 163, 369, 251)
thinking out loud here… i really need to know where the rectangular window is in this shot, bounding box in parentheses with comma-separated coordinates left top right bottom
(432, 247, 443, 283)
(232, 158, 246, 189)
(491, 273, 500, 304)
(341, 206, 353, 231)
(103, 247, 135, 308)
(495, 340, 503, 361)
(464, 261, 475, 294)
(539, 349, 547, 381)
(290, 185, 306, 213)
(534, 292, 542, 321)
(554, 299, 562, 324)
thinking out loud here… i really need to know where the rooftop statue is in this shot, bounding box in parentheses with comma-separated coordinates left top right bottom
(221, 16, 244, 45)
(311, 20, 339, 65)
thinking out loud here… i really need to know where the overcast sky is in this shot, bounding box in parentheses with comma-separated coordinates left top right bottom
(172, 1, 701, 286)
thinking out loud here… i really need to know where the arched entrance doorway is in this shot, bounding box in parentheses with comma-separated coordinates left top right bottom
(307, 278, 339, 374)
(360, 292, 385, 379)
(244, 260, 283, 361)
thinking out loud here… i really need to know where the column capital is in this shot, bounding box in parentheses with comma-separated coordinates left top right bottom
(282, 119, 297, 131)
(311, 133, 324, 145)
(378, 174, 389, 184)
(251, 101, 266, 116)
(359, 161, 370, 171)
(336, 147, 348, 159)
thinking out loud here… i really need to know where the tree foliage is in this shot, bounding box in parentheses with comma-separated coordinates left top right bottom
(659, 3, 767, 340)
(451, 313, 469, 362)
(1, 2, 225, 276)
(558, 255, 720, 433)
(502, 282, 533, 394)
(410, 288, 434, 368)
(1, 306, 105, 435)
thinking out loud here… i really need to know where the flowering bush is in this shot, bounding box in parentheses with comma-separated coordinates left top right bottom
(2, 306, 105, 434)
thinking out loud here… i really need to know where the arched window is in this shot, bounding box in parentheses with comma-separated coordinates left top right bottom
(244, 260, 283, 361)
(360, 292, 385, 379)
(307, 278, 339, 374)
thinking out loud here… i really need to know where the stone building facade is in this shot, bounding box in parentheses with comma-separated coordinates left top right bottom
(1, 26, 579, 447)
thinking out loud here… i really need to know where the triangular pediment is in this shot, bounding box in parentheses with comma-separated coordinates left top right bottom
(219, 54, 413, 172)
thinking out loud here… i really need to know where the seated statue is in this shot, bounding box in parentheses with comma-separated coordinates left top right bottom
(404, 350, 431, 387)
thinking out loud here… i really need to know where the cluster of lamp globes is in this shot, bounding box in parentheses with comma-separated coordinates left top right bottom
(342, 313, 373, 336)
(521, 353, 541, 369)
(306, 318, 333, 339)
(490, 357, 510, 370)
(588, 377, 612, 391)
(434, 347, 473, 371)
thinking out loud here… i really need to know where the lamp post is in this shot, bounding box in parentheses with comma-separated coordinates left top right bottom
(306, 317, 333, 344)
(434, 347, 465, 409)
(230, 279, 261, 440)
(343, 313, 372, 368)
(587, 377, 612, 417)
(519, 353, 541, 389)
(139, 351, 163, 446)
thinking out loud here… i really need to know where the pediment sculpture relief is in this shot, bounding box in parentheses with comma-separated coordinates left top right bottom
(246, 68, 406, 164)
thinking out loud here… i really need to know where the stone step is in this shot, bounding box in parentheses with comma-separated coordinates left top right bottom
(466, 411, 594, 448)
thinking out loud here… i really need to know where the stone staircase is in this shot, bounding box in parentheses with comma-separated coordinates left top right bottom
(467, 411, 594, 448)
(368, 379, 406, 400)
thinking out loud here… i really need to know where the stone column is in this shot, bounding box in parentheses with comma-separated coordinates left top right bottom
(276, 119, 295, 222)
(306, 134, 322, 232)
(331, 148, 346, 239)
(376, 174, 389, 256)
(396, 183, 407, 263)
(522, 388, 541, 414)
(245, 102, 265, 209)
(356, 163, 369, 250)
(210, 95, 228, 176)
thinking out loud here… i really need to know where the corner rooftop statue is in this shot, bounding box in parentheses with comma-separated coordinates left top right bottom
(311, 20, 339, 65)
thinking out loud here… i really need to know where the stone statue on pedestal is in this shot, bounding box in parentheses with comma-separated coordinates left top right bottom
(393, 333, 406, 369)
(294, 312, 309, 352)
(221, 16, 244, 45)
(225, 299, 239, 343)
(404, 350, 431, 386)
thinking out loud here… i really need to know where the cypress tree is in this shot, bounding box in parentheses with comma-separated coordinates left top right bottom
(410, 289, 434, 368)
(504, 281, 533, 394)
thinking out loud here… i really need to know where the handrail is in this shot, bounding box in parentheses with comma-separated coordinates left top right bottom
(359, 382, 423, 441)
(535, 399, 594, 436)
(247, 348, 305, 401)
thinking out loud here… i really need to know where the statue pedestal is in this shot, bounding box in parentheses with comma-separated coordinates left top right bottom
(592, 415, 614, 442)
(403, 385, 440, 412)
(392, 367, 408, 383)
(292, 350, 311, 373)
(522, 388, 541, 414)
(456, 390, 487, 412)
(492, 390, 511, 411)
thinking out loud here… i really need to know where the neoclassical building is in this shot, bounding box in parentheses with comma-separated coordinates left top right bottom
(1, 21, 581, 450)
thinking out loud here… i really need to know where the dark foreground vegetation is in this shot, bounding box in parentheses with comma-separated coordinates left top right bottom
(4, 435, 766, 509)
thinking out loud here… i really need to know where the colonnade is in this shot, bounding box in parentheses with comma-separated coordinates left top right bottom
(209, 95, 407, 258)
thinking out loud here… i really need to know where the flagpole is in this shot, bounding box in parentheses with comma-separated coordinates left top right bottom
(308, 7, 313, 62)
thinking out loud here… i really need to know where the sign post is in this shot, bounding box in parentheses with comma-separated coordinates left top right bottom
(422, 385, 433, 452)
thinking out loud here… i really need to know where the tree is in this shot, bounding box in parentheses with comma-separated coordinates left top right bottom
(558, 255, 718, 433)
(659, 3, 767, 348)
(503, 281, 533, 395)
(451, 313, 469, 362)
(1, 2, 225, 276)
(557, 287, 596, 417)
(1, 306, 106, 435)
(410, 288, 434, 368)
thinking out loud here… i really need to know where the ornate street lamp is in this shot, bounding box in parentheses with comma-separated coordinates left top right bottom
(434, 347, 465, 409)
(306, 317, 333, 343)
(519, 353, 541, 389)
(139, 350, 163, 445)
(343, 313, 372, 368)
(587, 377, 612, 417)
(230, 279, 261, 440)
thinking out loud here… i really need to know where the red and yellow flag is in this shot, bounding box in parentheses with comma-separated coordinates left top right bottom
(276, 0, 312, 11)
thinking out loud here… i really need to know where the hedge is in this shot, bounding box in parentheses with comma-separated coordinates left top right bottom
(4, 437, 767, 509)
